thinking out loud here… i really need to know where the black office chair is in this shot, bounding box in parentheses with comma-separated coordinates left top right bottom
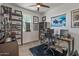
(43, 28, 55, 55)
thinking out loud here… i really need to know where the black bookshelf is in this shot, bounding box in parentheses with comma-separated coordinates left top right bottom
(0, 5, 23, 45)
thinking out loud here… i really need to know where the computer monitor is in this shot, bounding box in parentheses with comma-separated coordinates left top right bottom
(60, 29, 68, 36)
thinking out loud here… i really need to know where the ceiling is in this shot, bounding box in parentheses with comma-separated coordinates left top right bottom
(11, 3, 63, 14)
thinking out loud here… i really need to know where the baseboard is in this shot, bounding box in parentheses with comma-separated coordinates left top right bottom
(20, 40, 39, 46)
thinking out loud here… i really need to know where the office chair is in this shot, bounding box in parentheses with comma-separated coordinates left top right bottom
(43, 28, 55, 55)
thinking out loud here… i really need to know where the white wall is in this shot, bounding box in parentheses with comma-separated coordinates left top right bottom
(44, 3, 79, 51)
(1, 3, 41, 44)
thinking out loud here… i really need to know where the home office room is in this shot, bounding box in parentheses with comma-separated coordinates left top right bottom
(0, 3, 79, 56)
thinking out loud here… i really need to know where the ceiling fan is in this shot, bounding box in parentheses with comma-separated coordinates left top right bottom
(29, 3, 50, 11)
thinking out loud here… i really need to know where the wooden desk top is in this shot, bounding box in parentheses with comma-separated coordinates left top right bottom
(60, 37, 73, 42)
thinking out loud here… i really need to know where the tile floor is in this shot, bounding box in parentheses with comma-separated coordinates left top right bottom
(19, 41, 40, 56)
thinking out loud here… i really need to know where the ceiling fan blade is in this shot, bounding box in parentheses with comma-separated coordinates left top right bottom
(40, 4, 50, 8)
(36, 3, 41, 5)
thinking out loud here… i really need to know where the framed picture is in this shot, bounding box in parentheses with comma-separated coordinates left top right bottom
(33, 16, 39, 23)
(51, 14, 66, 27)
(71, 9, 79, 28)
(42, 16, 46, 22)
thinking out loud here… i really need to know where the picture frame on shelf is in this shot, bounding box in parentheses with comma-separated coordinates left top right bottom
(71, 8, 79, 28)
(14, 10, 22, 15)
(33, 16, 39, 23)
(42, 16, 46, 22)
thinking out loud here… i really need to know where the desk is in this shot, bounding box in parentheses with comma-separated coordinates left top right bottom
(0, 41, 19, 56)
(60, 37, 74, 55)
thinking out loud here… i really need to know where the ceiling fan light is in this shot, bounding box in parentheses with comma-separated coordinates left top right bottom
(36, 5, 40, 8)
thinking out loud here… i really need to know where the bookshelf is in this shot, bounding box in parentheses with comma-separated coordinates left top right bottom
(0, 5, 23, 45)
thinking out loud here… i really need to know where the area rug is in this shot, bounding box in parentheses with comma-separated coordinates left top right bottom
(29, 44, 67, 56)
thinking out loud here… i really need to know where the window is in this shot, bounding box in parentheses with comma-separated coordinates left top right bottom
(23, 15, 32, 32)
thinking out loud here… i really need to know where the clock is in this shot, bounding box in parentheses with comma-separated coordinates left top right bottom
(42, 16, 46, 22)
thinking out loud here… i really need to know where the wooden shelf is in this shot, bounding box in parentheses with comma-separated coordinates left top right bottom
(11, 13, 22, 17)
(11, 24, 21, 26)
(16, 37, 21, 39)
(16, 33, 21, 35)
(10, 19, 22, 22)
(11, 29, 21, 31)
